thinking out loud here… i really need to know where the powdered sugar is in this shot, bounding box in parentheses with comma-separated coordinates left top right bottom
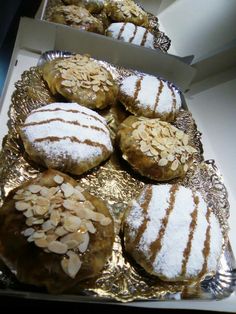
(107, 23, 154, 49)
(21, 102, 113, 164)
(120, 74, 181, 116)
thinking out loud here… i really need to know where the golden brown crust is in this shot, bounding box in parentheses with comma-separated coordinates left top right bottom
(63, 0, 105, 14)
(117, 116, 196, 181)
(105, 0, 148, 27)
(42, 54, 119, 110)
(0, 169, 114, 293)
(48, 5, 105, 34)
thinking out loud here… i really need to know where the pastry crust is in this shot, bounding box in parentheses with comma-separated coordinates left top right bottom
(117, 116, 197, 181)
(105, 0, 148, 27)
(19, 102, 113, 175)
(42, 54, 118, 110)
(106, 22, 155, 50)
(0, 169, 114, 293)
(48, 5, 104, 34)
(123, 184, 223, 282)
(63, 0, 105, 14)
(118, 74, 182, 122)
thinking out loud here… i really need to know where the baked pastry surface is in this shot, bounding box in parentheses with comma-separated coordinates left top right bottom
(105, 0, 148, 27)
(123, 184, 223, 282)
(117, 116, 196, 181)
(42, 54, 118, 110)
(19, 102, 113, 175)
(63, 0, 105, 14)
(106, 22, 155, 50)
(48, 5, 104, 34)
(119, 74, 182, 121)
(0, 169, 114, 293)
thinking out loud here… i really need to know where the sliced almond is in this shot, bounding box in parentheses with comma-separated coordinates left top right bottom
(67, 252, 81, 278)
(28, 185, 42, 194)
(61, 183, 75, 198)
(48, 241, 68, 254)
(22, 228, 34, 237)
(78, 232, 89, 253)
(15, 201, 30, 211)
(100, 217, 112, 226)
(50, 210, 61, 227)
(63, 215, 81, 233)
(171, 159, 179, 171)
(34, 238, 48, 248)
(55, 226, 68, 237)
(158, 158, 168, 166)
(53, 175, 64, 184)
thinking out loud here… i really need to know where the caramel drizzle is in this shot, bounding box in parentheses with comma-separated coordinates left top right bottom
(198, 207, 211, 279)
(141, 29, 149, 46)
(117, 23, 127, 40)
(150, 184, 179, 264)
(24, 118, 106, 134)
(133, 185, 153, 247)
(152, 79, 164, 117)
(34, 136, 108, 153)
(133, 76, 143, 103)
(129, 25, 138, 43)
(181, 193, 199, 276)
(169, 84, 177, 112)
(31, 108, 104, 124)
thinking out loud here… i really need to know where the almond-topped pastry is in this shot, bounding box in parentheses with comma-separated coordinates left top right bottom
(48, 5, 104, 34)
(123, 184, 223, 282)
(19, 102, 113, 175)
(119, 74, 182, 121)
(42, 54, 118, 110)
(63, 0, 105, 14)
(117, 116, 197, 181)
(106, 22, 157, 50)
(0, 169, 114, 293)
(105, 0, 148, 27)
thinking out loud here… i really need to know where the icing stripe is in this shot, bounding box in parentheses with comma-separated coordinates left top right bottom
(149, 184, 179, 264)
(24, 118, 107, 134)
(181, 192, 199, 276)
(152, 79, 164, 117)
(133, 185, 153, 247)
(118, 22, 127, 40)
(133, 76, 143, 103)
(129, 25, 138, 43)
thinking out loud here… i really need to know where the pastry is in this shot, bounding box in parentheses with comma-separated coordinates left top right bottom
(119, 74, 182, 121)
(63, 0, 105, 14)
(48, 5, 104, 34)
(106, 22, 156, 50)
(42, 54, 118, 110)
(0, 169, 114, 293)
(105, 0, 148, 27)
(19, 102, 113, 175)
(123, 184, 223, 282)
(117, 116, 197, 181)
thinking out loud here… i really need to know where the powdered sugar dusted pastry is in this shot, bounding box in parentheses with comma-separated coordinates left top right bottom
(105, 0, 148, 27)
(123, 184, 223, 282)
(119, 74, 182, 121)
(117, 116, 197, 181)
(19, 103, 113, 175)
(0, 169, 114, 293)
(42, 54, 118, 110)
(106, 22, 155, 50)
(63, 0, 105, 14)
(48, 5, 104, 34)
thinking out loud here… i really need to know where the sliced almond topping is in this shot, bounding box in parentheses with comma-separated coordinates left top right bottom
(61, 183, 75, 198)
(16, 189, 24, 195)
(100, 217, 112, 226)
(184, 164, 189, 172)
(63, 199, 77, 211)
(23, 208, 34, 218)
(53, 175, 64, 184)
(78, 232, 89, 253)
(55, 226, 68, 237)
(67, 252, 81, 278)
(74, 185, 84, 192)
(171, 159, 179, 171)
(28, 185, 42, 194)
(32, 231, 46, 239)
(40, 187, 49, 197)
(50, 210, 61, 227)
(158, 158, 168, 166)
(63, 215, 81, 233)
(85, 221, 96, 234)
(42, 220, 53, 232)
(182, 134, 189, 146)
(22, 228, 34, 237)
(48, 241, 68, 254)
(15, 201, 30, 211)
(34, 238, 48, 248)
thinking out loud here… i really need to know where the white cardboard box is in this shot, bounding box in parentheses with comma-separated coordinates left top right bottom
(0, 16, 235, 312)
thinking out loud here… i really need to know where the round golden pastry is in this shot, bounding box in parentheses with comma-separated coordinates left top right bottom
(105, 0, 148, 27)
(63, 0, 105, 14)
(19, 102, 113, 176)
(42, 54, 119, 110)
(48, 5, 104, 34)
(118, 74, 182, 122)
(0, 169, 114, 293)
(122, 183, 223, 282)
(117, 116, 197, 181)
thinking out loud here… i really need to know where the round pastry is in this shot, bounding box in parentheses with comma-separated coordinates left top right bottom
(42, 54, 118, 110)
(48, 5, 104, 34)
(106, 22, 157, 50)
(105, 0, 148, 27)
(117, 116, 197, 181)
(63, 0, 105, 14)
(123, 184, 223, 282)
(118, 74, 182, 121)
(19, 102, 113, 175)
(0, 169, 114, 293)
